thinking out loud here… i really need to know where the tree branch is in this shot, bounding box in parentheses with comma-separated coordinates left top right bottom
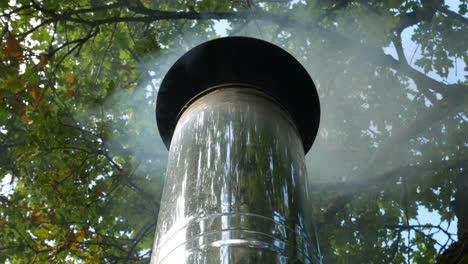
(124, 218, 156, 262)
(385, 224, 456, 240)
(440, 6, 468, 25)
(19, 1, 466, 101)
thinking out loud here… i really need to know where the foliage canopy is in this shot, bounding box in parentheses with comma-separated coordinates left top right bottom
(0, 0, 466, 263)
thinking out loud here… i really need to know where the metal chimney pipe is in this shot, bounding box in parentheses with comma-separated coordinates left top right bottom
(151, 37, 321, 264)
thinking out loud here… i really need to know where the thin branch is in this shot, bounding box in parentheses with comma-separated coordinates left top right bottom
(51, 26, 100, 70)
(385, 224, 456, 249)
(404, 178, 411, 264)
(49, 27, 98, 56)
(393, 37, 407, 65)
(18, 18, 56, 37)
(41, 146, 92, 154)
(440, 6, 468, 25)
(124, 218, 156, 262)
(385, 224, 456, 236)
(64, 2, 123, 15)
(0, 4, 34, 17)
(12, 1, 466, 99)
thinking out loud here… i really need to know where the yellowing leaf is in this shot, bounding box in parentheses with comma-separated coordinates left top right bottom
(0, 218, 6, 225)
(187, 3, 195, 11)
(38, 98, 46, 107)
(66, 260, 75, 264)
(67, 90, 76, 98)
(5, 35, 23, 61)
(142, 0, 154, 7)
(66, 74, 76, 84)
(37, 54, 48, 71)
(70, 242, 80, 251)
(4, 77, 24, 92)
(35, 215, 45, 223)
(66, 90, 76, 98)
(34, 227, 51, 239)
(92, 185, 105, 198)
(29, 87, 39, 99)
(75, 231, 85, 242)
(22, 115, 30, 124)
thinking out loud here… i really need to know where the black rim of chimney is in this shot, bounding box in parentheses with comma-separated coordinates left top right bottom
(156, 36, 321, 154)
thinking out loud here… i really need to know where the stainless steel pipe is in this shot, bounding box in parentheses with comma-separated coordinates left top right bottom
(151, 88, 319, 264)
(151, 36, 321, 263)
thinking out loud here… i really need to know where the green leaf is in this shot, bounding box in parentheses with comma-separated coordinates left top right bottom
(388, 0, 405, 8)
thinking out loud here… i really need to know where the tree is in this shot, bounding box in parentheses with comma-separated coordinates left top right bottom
(0, 0, 466, 263)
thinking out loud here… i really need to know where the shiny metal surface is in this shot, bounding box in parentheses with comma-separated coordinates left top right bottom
(151, 88, 320, 264)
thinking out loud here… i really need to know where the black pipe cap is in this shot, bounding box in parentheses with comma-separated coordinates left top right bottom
(156, 36, 320, 154)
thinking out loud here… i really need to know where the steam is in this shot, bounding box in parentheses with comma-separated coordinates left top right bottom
(96, 5, 465, 194)
(90, 2, 464, 257)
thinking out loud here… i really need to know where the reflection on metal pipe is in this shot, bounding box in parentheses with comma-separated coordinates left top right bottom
(151, 36, 321, 263)
(151, 88, 319, 263)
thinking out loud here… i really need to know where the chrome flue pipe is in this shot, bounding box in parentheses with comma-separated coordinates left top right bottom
(151, 37, 321, 264)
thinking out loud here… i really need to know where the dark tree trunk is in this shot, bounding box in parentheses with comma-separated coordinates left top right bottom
(436, 173, 468, 264)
